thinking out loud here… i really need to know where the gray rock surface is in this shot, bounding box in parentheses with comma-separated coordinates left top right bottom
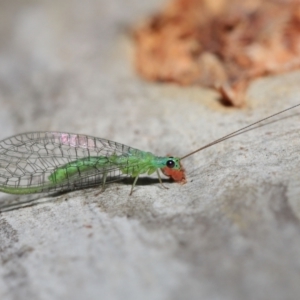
(1, 0, 300, 299)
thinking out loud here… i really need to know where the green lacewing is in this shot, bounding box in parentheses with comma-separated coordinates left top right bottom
(0, 103, 299, 195)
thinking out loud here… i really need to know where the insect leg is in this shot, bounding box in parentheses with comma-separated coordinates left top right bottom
(94, 171, 108, 196)
(157, 170, 168, 190)
(101, 171, 108, 192)
(129, 175, 140, 196)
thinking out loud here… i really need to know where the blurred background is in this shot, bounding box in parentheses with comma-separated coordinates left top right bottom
(1, 1, 300, 300)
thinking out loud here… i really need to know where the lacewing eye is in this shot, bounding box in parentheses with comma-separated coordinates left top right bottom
(166, 160, 175, 168)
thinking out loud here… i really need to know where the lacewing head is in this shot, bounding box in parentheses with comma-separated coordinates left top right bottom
(161, 160, 186, 184)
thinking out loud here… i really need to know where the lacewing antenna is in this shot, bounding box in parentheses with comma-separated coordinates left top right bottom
(180, 103, 300, 160)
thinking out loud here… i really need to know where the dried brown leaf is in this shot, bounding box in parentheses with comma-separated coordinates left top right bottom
(134, 0, 300, 106)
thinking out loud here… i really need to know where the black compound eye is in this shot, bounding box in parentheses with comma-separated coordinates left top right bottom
(166, 160, 175, 168)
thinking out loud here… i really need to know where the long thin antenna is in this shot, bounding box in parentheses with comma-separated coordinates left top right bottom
(180, 102, 300, 160)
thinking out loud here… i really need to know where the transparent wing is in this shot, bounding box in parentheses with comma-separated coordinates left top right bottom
(0, 132, 145, 193)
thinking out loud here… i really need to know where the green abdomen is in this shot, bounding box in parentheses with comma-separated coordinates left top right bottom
(48, 156, 109, 183)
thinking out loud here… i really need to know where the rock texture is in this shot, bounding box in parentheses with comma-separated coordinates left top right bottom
(0, 1, 300, 300)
